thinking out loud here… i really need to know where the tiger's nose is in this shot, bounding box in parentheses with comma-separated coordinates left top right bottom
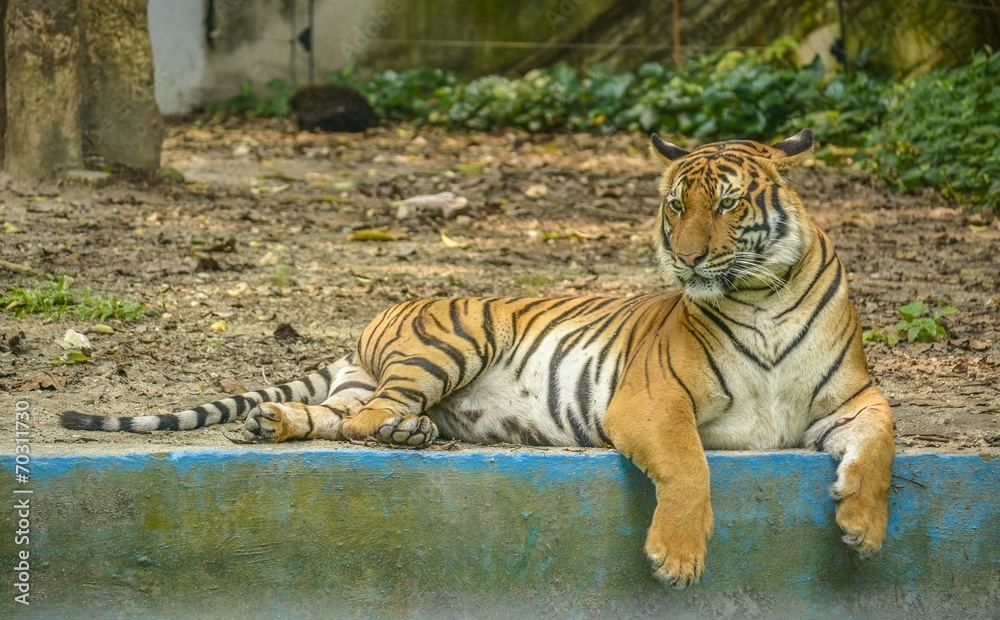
(678, 251, 706, 267)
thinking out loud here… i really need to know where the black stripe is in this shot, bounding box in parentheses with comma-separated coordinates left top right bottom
(754, 186, 770, 233)
(576, 358, 595, 429)
(666, 346, 695, 411)
(513, 298, 594, 378)
(231, 394, 251, 412)
(684, 324, 733, 405)
(194, 406, 210, 427)
(697, 304, 770, 370)
(394, 357, 452, 396)
(774, 262, 843, 364)
(823, 379, 873, 420)
(60, 411, 102, 431)
(411, 320, 461, 392)
(450, 300, 486, 362)
(301, 374, 317, 398)
(693, 301, 762, 336)
(276, 384, 294, 402)
(119, 416, 133, 432)
(372, 392, 414, 409)
(716, 163, 738, 177)
(159, 414, 180, 431)
(385, 385, 429, 409)
(331, 380, 377, 395)
(482, 299, 498, 363)
(770, 184, 788, 240)
(774, 238, 835, 321)
(810, 323, 858, 407)
(566, 402, 591, 447)
(546, 357, 565, 431)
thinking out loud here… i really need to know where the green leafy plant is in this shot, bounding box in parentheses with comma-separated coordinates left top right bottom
(321, 40, 891, 144)
(1, 276, 146, 322)
(863, 301, 957, 345)
(860, 49, 999, 211)
(895, 301, 957, 343)
(209, 78, 294, 120)
(862, 328, 899, 346)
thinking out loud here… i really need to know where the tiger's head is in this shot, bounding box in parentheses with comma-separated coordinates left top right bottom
(650, 130, 817, 300)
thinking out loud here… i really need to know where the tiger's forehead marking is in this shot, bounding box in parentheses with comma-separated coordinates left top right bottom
(667, 142, 767, 199)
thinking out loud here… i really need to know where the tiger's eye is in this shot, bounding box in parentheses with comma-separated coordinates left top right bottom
(668, 199, 683, 213)
(718, 197, 736, 212)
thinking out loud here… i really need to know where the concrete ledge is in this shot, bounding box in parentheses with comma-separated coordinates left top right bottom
(1, 448, 997, 619)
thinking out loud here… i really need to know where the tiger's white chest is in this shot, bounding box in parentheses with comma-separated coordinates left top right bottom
(694, 317, 833, 450)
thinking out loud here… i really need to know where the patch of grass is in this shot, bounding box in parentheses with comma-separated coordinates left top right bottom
(1, 276, 146, 322)
(514, 273, 554, 288)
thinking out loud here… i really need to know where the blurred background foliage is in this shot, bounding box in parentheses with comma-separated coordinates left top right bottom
(214, 40, 998, 212)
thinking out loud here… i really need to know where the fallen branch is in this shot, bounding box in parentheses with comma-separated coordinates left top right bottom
(0, 259, 45, 277)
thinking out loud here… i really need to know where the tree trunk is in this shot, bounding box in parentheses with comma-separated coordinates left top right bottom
(79, 0, 162, 170)
(0, 0, 7, 168)
(4, 0, 83, 178)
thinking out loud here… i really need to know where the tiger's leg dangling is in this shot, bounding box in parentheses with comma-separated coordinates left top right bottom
(243, 360, 376, 442)
(803, 386, 895, 557)
(601, 340, 714, 588)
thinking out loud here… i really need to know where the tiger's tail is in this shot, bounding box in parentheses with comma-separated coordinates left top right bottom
(59, 357, 350, 433)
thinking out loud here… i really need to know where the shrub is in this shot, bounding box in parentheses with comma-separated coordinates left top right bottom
(209, 43, 998, 210)
(327, 41, 891, 145)
(860, 49, 999, 211)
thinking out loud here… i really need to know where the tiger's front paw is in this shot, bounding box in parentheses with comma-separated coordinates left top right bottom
(644, 503, 713, 588)
(375, 414, 438, 448)
(244, 403, 310, 443)
(832, 465, 889, 557)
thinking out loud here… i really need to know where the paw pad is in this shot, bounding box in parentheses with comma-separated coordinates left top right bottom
(376, 415, 438, 447)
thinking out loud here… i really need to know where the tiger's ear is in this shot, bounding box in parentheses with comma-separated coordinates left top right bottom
(769, 129, 817, 169)
(650, 134, 689, 165)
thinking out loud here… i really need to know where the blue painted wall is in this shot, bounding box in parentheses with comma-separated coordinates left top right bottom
(1, 449, 997, 618)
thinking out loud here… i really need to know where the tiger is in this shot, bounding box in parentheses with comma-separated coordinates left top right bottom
(60, 129, 895, 589)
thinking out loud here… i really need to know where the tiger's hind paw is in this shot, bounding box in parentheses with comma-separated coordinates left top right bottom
(375, 414, 438, 448)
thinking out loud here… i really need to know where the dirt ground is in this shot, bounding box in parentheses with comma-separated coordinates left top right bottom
(1, 119, 997, 457)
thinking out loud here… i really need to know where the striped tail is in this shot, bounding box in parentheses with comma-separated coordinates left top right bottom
(59, 358, 349, 433)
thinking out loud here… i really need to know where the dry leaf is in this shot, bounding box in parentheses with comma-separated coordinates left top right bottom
(347, 227, 409, 242)
(440, 230, 471, 249)
(218, 378, 248, 394)
(18, 371, 68, 390)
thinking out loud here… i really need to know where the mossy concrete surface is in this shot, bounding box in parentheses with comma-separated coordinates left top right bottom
(1, 448, 996, 619)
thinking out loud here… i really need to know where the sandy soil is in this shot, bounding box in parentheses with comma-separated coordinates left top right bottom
(1, 119, 997, 457)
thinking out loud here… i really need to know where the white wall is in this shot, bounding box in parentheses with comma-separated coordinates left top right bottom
(148, 0, 374, 115)
(149, 0, 208, 115)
